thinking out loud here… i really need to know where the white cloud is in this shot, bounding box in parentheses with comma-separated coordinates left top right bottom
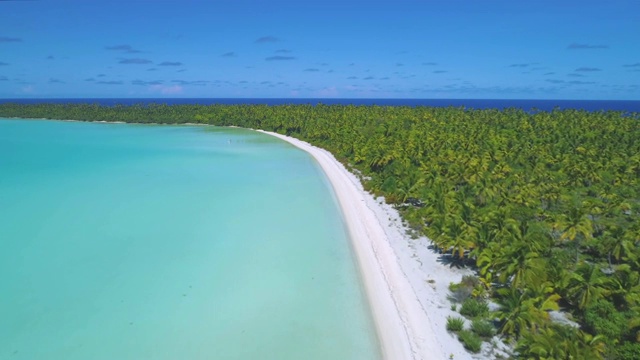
(314, 86, 339, 97)
(150, 84, 184, 94)
(20, 85, 35, 94)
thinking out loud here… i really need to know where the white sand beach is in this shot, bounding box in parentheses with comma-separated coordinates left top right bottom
(261, 131, 476, 360)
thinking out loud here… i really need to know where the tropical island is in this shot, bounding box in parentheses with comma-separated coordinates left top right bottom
(1, 102, 639, 359)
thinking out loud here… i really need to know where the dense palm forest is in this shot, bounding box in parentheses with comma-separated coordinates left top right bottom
(1, 102, 639, 359)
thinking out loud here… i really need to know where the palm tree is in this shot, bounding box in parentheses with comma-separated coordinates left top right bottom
(439, 215, 476, 259)
(554, 203, 593, 264)
(516, 326, 569, 359)
(495, 286, 559, 338)
(518, 324, 605, 360)
(566, 263, 612, 310)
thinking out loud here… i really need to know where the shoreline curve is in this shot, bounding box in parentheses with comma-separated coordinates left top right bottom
(259, 130, 447, 360)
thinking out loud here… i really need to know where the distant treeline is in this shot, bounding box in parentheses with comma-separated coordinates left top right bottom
(2, 102, 640, 359)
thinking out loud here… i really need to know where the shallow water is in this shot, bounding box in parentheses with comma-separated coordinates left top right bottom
(0, 119, 380, 360)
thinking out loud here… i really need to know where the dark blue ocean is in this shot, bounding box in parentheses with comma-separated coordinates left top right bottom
(2, 98, 639, 112)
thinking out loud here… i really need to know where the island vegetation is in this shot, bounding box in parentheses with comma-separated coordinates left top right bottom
(1, 102, 639, 359)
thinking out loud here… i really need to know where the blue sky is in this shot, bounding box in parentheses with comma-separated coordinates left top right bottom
(0, 0, 638, 99)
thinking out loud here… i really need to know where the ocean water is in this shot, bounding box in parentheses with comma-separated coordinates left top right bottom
(2, 98, 640, 112)
(0, 119, 380, 360)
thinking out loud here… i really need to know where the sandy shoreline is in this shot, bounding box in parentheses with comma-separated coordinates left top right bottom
(260, 130, 474, 360)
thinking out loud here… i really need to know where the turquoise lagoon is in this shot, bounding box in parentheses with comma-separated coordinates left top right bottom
(0, 119, 380, 359)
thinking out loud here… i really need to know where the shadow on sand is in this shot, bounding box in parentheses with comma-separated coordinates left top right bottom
(428, 244, 475, 269)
